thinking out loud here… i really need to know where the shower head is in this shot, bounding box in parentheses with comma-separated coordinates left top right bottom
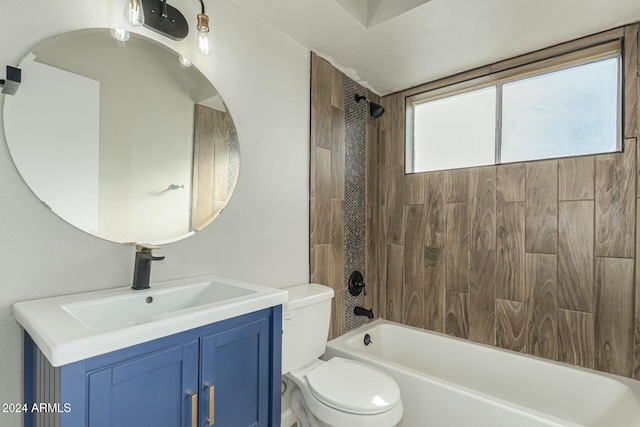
(354, 93, 385, 119)
(369, 102, 385, 119)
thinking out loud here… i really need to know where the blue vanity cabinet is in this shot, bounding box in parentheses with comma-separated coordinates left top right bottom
(200, 316, 271, 426)
(24, 306, 282, 427)
(86, 340, 200, 427)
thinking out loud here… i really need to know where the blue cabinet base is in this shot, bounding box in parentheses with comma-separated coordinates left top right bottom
(24, 306, 282, 427)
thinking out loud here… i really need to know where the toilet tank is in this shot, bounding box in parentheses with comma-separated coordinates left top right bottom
(282, 283, 334, 374)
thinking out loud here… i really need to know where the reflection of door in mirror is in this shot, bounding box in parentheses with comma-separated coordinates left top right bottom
(192, 104, 234, 231)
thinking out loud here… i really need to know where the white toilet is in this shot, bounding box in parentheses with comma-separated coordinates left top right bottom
(283, 283, 403, 427)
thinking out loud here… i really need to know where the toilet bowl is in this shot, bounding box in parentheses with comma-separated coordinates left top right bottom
(287, 358, 403, 427)
(282, 283, 403, 427)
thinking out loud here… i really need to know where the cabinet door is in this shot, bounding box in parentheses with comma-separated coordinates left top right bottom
(87, 340, 199, 427)
(201, 318, 270, 427)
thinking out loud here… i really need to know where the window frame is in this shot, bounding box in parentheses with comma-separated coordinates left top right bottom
(405, 41, 623, 174)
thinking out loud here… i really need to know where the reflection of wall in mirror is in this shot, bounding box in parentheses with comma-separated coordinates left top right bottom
(3, 55, 100, 232)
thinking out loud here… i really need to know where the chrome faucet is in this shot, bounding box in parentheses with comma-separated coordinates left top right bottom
(132, 244, 165, 290)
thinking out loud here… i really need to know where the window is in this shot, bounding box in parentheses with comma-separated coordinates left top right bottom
(406, 43, 622, 173)
(413, 86, 496, 172)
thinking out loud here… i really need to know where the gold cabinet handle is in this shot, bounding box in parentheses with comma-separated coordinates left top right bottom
(205, 384, 215, 425)
(188, 392, 197, 427)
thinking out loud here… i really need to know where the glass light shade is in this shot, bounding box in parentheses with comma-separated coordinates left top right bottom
(126, 0, 145, 26)
(196, 30, 212, 56)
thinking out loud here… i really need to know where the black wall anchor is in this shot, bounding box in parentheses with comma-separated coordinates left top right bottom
(348, 271, 366, 296)
(0, 66, 21, 96)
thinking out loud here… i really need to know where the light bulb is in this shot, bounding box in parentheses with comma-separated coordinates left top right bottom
(126, 0, 144, 26)
(196, 13, 212, 56)
(196, 30, 212, 55)
(110, 28, 130, 42)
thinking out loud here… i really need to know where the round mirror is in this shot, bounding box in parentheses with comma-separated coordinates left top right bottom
(3, 28, 239, 244)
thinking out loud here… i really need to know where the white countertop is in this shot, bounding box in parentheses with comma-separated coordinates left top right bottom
(12, 275, 288, 367)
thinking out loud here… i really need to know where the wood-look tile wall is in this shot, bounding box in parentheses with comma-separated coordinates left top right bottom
(369, 24, 640, 379)
(311, 53, 345, 340)
(310, 53, 378, 339)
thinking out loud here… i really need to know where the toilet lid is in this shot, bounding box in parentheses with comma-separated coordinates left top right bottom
(306, 358, 400, 415)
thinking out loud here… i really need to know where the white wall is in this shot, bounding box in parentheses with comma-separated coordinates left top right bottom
(0, 1, 310, 425)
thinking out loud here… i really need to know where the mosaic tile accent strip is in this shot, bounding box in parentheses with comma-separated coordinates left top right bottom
(344, 77, 368, 331)
(227, 116, 240, 198)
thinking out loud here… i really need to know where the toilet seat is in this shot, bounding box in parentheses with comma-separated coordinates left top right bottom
(287, 358, 404, 427)
(306, 358, 401, 415)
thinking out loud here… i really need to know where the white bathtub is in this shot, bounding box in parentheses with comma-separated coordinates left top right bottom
(325, 319, 640, 427)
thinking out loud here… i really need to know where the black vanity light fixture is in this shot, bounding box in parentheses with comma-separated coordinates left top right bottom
(126, 0, 187, 40)
(355, 93, 385, 119)
(125, 0, 212, 55)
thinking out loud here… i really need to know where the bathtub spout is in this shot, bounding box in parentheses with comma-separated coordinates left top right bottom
(354, 306, 374, 318)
